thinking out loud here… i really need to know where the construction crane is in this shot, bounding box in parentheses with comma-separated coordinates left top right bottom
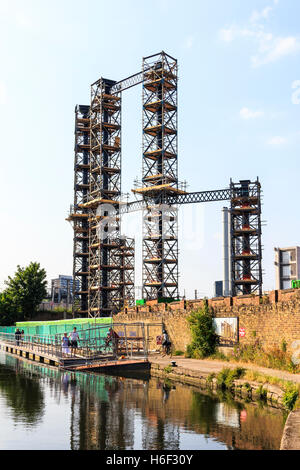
(67, 51, 263, 318)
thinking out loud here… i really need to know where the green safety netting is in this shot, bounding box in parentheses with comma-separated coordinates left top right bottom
(0, 317, 113, 339)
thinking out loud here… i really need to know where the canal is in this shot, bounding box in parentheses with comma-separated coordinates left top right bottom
(0, 351, 286, 450)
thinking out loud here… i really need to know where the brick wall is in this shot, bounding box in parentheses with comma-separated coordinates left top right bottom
(114, 289, 300, 353)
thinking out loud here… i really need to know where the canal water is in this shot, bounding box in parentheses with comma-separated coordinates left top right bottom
(0, 351, 286, 450)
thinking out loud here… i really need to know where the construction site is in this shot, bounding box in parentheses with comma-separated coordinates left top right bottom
(67, 51, 263, 318)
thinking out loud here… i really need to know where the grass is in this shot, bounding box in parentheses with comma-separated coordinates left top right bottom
(163, 365, 173, 374)
(216, 367, 245, 390)
(215, 367, 300, 410)
(215, 342, 300, 374)
(174, 350, 184, 356)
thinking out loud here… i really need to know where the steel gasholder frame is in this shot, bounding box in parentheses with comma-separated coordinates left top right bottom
(69, 51, 264, 317)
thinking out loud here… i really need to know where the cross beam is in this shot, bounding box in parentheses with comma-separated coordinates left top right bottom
(120, 188, 233, 214)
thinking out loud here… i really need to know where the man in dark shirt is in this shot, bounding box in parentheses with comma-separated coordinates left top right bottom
(15, 329, 21, 346)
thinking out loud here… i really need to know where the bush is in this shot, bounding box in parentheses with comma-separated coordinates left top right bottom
(228, 342, 300, 373)
(186, 305, 218, 359)
(216, 367, 245, 390)
(174, 350, 184, 356)
(256, 385, 267, 401)
(283, 386, 299, 411)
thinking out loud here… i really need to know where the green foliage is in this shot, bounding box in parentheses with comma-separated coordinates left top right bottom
(163, 365, 173, 374)
(216, 367, 245, 390)
(211, 351, 230, 361)
(207, 373, 215, 384)
(243, 382, 252, 392)
(229, 342, 300, 374)
(0, 262, 47, 324)
(282, 386, 299, 411)
(256, 385, 267, 401)
(187, 305, 218, 359)
(0, 290, 21, 325)
(173, 350, 184, 356)
(281, 339, 287, 353)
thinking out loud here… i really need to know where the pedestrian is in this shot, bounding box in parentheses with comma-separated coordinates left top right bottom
(15, 328, 21, 346)
(162, 329, 171, 356)
(105, 328, 120, 353)
(68, 327, 80, 351)
(61, 333, 70, 355)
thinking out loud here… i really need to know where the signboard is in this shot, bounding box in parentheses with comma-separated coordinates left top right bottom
(213, 318, 238, 346)
(239, 328, 246, 338)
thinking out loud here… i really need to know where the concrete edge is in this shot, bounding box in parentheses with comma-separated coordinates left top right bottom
(280, 410, 300, 450)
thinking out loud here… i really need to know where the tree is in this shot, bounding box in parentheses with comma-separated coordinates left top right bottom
(0, 290, 21, 325)
(186, 304, 218, 358)
(3, 262, 47, 321)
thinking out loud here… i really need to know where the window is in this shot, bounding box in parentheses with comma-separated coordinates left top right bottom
(281, 251, 291, 264)
(282, 265, 291, 278)
(282, 280, 291, 290)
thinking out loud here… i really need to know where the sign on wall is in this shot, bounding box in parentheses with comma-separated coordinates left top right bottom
(213, 318, 238, 346)
(239, 328, 246, 338)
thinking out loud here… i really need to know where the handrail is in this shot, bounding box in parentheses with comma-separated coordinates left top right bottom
(0, 322, 148, 362)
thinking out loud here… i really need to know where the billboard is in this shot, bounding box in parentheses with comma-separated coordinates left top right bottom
(213, 317, 238, 346)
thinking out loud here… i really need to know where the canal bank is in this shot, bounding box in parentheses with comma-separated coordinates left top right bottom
(148, 355, 300, 450)
(0, 350, 287, 450)
(149, 355, 300, 406)
(280, 410, 300, 450)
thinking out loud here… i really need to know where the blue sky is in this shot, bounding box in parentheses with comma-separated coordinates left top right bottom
(0, 0, 299, 298)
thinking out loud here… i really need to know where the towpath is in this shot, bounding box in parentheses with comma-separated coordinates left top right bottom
(149, 354, 300, 384)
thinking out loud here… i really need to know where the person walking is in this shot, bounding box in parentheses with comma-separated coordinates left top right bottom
(162, 329, 171, 356)
(69, 327, 80, 352)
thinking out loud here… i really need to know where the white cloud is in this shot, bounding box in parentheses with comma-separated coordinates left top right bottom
(252, 36, 300, 67)
(267, 136, 287, 145)
(240, 107, 264, 119)
(219, 1, 300, 67)
(250, 6, 273, 24)
(0, 82, 7, 105)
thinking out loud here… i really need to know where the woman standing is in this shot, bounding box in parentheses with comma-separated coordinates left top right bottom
(61, 333, 70, 355)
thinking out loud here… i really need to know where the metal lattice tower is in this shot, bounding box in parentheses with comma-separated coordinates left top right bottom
(230, 179, 262, 296)
(69, 105, 90, 316)
(88, 78, 122, 317)
(68, 52, 264, 317)
(132, 52, 182, 300)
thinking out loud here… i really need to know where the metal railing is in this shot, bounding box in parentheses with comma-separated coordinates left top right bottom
(0, 322, 148, 363)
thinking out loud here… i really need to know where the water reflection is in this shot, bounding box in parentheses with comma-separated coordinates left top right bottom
(0, 354, 44, 425)
(0, 352, 286, 450)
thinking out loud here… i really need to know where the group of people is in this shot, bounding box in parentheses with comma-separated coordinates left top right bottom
(61, 328, 80, 355)
(61, 327, 119, 356)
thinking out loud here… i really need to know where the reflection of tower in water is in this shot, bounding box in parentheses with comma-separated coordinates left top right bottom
(141, 381, 180, 450)
(69, 375, 134, 450)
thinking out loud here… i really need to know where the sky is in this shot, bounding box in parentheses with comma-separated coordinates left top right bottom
(0, 0, 299, 298)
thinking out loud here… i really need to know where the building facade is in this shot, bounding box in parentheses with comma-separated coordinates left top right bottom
(274, 246, 300, 290)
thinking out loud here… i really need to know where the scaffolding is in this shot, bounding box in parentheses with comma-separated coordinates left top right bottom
(68, 105, 90, 316)
(140, 52, 180, 300)
(68, 81, 135, 318)
(68, 51, 265, 317)
(230, 179, 262, 296)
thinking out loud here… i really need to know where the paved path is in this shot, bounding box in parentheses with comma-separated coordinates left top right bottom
(149, 354, 300, 384)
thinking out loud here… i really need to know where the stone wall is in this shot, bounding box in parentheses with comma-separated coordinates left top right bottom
(114, 289, 300, 353)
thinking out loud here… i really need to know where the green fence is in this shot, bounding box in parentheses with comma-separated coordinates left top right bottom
(0, 317, 113, 339)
